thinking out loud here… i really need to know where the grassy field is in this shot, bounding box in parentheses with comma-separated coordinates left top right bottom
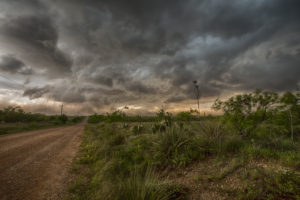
(67, 90, 300, 200)
(68, 121, 299, 200)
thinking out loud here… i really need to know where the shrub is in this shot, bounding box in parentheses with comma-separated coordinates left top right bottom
(212, 90, 279, 136)
(153, 126, 205, 168)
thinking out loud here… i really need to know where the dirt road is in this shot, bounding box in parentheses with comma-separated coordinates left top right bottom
(0, 122, 85, 200)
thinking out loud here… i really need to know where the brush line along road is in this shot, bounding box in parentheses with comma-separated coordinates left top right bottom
(0, 122, 85, 200)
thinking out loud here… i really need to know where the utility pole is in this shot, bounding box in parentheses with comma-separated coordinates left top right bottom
(60, 104, 63, 116)
(289, 110, 294, 142)
(193, 80, 200, 115)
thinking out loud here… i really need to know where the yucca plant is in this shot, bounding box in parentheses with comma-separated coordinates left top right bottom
(153, 125, 203, 167)
(116, 168, 179, 200)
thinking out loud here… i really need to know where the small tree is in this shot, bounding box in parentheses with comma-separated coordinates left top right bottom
(279, 91, 300, 141)
(212, 90, 279, 136)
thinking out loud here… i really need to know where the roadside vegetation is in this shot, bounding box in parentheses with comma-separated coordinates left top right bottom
(0, 106, 84, 134)
(69, 90, 300, 200)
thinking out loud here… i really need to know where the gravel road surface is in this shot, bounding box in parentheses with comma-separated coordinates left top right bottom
(0, 122, 85, 200)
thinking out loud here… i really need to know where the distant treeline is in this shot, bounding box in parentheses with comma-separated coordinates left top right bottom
(88, 89, 300, 138)
(0, 106, 84, 124)
(88, 109, 210, 123)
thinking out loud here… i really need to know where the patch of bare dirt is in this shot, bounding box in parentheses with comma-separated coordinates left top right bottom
(0, 122, 85, 200)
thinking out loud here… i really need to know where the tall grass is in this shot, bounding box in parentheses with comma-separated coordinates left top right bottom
(153, 125, 204, 168)
(70, 123, 187, 200)
(69, 112, 300, 200)
(117, 168, 177, 200)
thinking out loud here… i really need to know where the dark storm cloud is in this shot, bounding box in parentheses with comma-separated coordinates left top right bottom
(23, 84, 86, 103)
(0, 0, 72, 77)
(90, 74, 113, 87)
(0, 55, 34, 75)
(64, 0, 300, 55)
(165, 96, 186, 104)
(23, 87, 49, 99)
(1, 0, 300, 113)
(125, 81, 157, 95)
(230, 49, 300, 91)
(0, 55, 25, 73)
(2, 15, 72, 72)
(66, 0, 300, 95)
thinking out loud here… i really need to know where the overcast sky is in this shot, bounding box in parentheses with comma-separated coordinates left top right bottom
(0, 0, 299, 115)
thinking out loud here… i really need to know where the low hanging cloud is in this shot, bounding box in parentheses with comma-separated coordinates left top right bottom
(23, 87, 49, 99)
(0, 55, 34, 75)
(0, 11, 72, 77)
(0, 0, 300, 114)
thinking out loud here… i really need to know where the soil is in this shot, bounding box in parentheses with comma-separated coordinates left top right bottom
(0, 121, 85, 200)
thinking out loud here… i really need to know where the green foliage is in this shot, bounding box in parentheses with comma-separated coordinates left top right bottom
(131, 125, 144, 135)
(0, 106, 83, 134)
(105, 111, 126, 122)
(0, 106, 83, 125)
(152, 123, 166, 133)
(70, 89, 300, 199)
(71, 116, 84, 123)
(0, 106, 51, 123)
(279, 151, 300, 169)
(116, 169, 185, 200)
(156, 109, 173, 125)
(175, 109, 199, 122)
(88, 112, 156, 123)
(238, 168, 300, 200)
(223, 137, 244, 154)
(88, 114, 105, 123)
(153, 125, 205, 168)
(212, 90, 300, 137)
(59, 114, 68, 124)
(87, 109, 206, 124)
(70, 123, 187, 200)
(109, 133, 126, 146)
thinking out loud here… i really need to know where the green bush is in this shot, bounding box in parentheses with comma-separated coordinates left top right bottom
(153, 126, 205, 168)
